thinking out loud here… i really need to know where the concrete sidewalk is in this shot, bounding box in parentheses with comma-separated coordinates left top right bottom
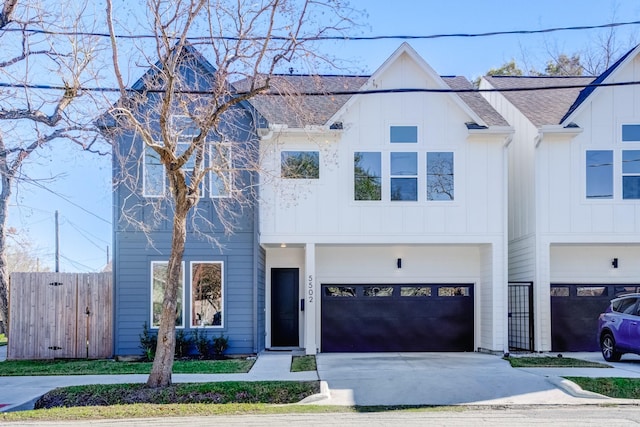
(2, 347, 640, 411)
(0, 349, 317, 412)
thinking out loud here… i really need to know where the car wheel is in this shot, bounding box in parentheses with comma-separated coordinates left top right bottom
(601, 333, 621, 362)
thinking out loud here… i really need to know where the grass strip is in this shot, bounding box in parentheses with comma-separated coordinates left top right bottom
(565, 377, 640, 399)
(291, 355, 316, 372)
(505, 357, 610, 368)
(0, 358, 254, 376)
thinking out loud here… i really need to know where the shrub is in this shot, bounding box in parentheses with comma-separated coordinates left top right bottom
(139, 322, 157, 362)
(174, 329, 193, 359)
(192, 328, 211, 359)
(212, 334, 229, 359)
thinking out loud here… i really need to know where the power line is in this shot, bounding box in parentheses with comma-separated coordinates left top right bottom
(21, 178, 111, 224)
(0, 78, 638, 95)
(4, 19, 640, 41)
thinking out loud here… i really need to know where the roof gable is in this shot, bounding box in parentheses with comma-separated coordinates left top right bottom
(329, 42, 508, 128)
(561, 44, 640, 124)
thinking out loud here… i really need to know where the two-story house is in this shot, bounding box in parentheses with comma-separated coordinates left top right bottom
(255, 43, 513, 354)
(101, 45, 266, 357)
(107, 43, 514, 357)
(481, 44, 640, 352)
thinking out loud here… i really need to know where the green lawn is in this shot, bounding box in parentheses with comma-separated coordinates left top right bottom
(505, 356, 610, 368)
(0, 358, 254, 376)
(565, 377, 640, 399)
(291, 355, 316, 372)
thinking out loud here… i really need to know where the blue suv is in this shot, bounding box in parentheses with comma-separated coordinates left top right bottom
(598, 293, 640, 362)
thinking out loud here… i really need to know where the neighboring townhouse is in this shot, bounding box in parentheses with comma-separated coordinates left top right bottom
(100, 46, 266, 357)
(253, 43, 513, 354)
(481, 44, 640, 352)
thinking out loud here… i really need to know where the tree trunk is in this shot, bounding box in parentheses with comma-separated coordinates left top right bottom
(0, 163, 12, 335)
(146, 201, 189, 388)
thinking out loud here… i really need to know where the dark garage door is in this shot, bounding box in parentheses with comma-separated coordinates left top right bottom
(321, 284, 474, 352)
(551, 284, 640, 351)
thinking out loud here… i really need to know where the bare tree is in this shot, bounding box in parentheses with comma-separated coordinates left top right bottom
(104, 0, 359, 388)
(0, 0, 104, 335)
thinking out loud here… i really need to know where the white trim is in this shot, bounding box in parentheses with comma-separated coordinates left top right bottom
(150, 260, 186, 329)
(189, 261, 225, 329)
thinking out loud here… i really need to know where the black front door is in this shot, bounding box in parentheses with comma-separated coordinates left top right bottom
(271, 268, 299, 347)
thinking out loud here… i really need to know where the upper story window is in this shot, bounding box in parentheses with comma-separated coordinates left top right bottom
(622, 150, 640, 199)
(210, 143, 231, 198)
(586, 150, 613, 199)
(354, 152, 382, 201)
(390, 152, 418, 201)
(144, 145, 165, 197)
(390, 125, 418, 143)
(143, 115, 234, 198)
(281, 151, 320, 179)
(622, 124, 640, 142)
(427, 152, 454, 200)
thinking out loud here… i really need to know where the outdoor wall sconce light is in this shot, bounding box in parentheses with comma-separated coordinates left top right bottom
(612, 258, 619, 269)
(397, 258, 402, 269)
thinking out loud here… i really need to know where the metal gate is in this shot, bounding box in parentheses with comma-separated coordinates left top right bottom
(508, 282, 534, 351)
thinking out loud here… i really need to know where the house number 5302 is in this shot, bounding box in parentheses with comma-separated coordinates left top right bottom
(307, 275, 314, 303)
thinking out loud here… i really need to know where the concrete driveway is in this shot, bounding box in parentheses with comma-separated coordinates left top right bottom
(314, 352, 638, 406)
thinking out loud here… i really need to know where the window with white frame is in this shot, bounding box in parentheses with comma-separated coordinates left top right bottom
(390, 152, 418, 201)
(144, 145, 165, 197)
(190, 262, 223, 327)
(143, 114, 233, 198)
(151, 261, 184, 328)
(622, 124, 640, 142)
(622, 150, 640, 199)
(586, 150, 613, 199)
(210, 143, 232, 197)
(281, 151, 320, 179)
(390, 125, 418, 143)
(427, 152, 454, 200)
(354, 152, 382, 200)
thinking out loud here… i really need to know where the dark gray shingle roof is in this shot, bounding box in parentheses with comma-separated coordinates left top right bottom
(443, 76, 509, 127)
(483, 76, 596, 126)
(238, 74, 508, 128)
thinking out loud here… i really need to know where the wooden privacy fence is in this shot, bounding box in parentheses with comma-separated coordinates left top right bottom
(8, 272, 113, 360)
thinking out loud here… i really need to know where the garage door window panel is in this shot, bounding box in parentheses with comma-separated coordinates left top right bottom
(577, 286, 606, 297)
(324, 286, 356, 297)
(363, 286, 393, 297)
(438, 286, 470, 297)
(401, 286, 431, 297)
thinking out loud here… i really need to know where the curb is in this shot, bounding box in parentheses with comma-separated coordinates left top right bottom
(297, 381, 331, 404)
(547, 376, 608, 399)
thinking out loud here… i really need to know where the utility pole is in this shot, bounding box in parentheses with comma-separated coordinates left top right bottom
(55, 210, 59, 273)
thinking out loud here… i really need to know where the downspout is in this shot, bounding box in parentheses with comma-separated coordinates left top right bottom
(502, 134, 513, 355)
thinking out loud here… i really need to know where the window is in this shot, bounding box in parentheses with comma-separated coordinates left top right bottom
(354, 152, 382, 200)
(144, 145, 165, 197)
(281, 151, 320, 179)
(586, 150, 613, 199)
(401, 286, 431, 297)
(191, 262, 223, 327)
(622, 124, 640, 142)
(438, 286, 470, 296)
(390, 152, 418, 201)
(210, 144, 231, 197)
(177, 142, 204, 196)
(390, 125, 418, 143)
(363, 286, 393, 297)
(324, 286, 356, 297)
(427, 152, 454, 200)
(623, 150, 640, 199)
(151, 261, 184, 328)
